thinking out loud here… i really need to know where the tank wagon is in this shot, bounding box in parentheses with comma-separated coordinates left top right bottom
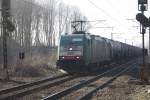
(56, 31, 142, 73)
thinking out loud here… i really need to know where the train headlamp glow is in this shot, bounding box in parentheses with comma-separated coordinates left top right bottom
(69, 48, 73, 51)
(76, 56, 80, 59)
(62, 57, 65, 59)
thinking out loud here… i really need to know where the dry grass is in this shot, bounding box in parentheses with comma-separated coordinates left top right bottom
(9, 50, 60, 78)
(0, 49, 61, 82)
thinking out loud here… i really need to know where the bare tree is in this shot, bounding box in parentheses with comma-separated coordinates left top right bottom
(11, 0, 34, 48)
(42, 0, 57, 47)
(9, 0, 89, 47)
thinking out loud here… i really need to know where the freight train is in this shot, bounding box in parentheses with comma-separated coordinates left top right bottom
(56, 31, 142, 73)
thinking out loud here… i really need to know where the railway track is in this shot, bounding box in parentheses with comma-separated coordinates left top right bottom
(42, 59, 140, 100)
(78, 63, 137, 100)
(0, 74, 77, 100)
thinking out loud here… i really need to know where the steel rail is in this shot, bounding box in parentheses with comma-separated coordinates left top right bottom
(0, 74, 68, 94)
(42, 60, 135, 100)
(78, 63, 137, 100)
(0, 74, 78, 100)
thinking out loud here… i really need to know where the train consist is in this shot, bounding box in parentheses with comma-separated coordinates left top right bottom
(56, 31, 142, 73)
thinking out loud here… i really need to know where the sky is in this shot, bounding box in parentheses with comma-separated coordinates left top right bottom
(36, 0, 150, 48)
(62, 0, 150, 48)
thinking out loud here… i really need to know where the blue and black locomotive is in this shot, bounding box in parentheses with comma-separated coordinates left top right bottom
(56, 31, 142, 73)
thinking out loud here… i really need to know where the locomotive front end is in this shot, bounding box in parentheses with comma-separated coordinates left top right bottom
(56, 34, 85, 72)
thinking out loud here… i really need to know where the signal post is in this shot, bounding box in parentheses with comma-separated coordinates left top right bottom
(136, 0, 149, 82)
(1, 0, 10, 80)
(1, 0, 15, 80)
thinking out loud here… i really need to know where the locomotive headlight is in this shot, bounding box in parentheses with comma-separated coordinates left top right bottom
(76, 56, 80, 59)
(62, 57, 65, 59)
(69, 48, 73, 51)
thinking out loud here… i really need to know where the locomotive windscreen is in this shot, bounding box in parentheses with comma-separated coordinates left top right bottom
(59, 35, 84, 56)
(60, 36, 83, 46)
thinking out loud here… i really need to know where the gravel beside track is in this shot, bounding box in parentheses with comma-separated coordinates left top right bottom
(41, 59, 137, 100)
(91, 60, 148, 100)
(60, 62, 137, 100)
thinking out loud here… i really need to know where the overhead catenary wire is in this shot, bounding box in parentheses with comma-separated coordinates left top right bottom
(87, 0, 129, 30)
(104, 0, 127, 20)
(36, 0, 113, 32)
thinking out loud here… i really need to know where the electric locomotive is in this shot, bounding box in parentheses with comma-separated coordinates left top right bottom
(56, 31, 91, 73)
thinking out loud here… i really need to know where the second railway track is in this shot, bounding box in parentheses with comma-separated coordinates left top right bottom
(77, 63, 137, 100)
(0, 74, 77, 100)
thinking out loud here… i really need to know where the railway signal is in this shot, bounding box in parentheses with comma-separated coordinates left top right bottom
(138, 0, 148, 11)
(136, 13, 150, 27)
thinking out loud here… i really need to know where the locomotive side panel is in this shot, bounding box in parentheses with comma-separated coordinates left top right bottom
(91, 36, 107, 64)
(91, 35, 96, 63)
(84, 34, 92, 66)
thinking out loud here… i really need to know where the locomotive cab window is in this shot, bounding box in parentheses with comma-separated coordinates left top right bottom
(59, 35, 84, 56)
(60, 36, 83, 46)
(72, 38, 82, 42)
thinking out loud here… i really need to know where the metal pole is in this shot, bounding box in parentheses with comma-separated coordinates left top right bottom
(142, 28, 145, 65)
(81, 21, 83, 31)
(139, 4, 148, 82)
(141, 9, 145, 66)
(2, 0, 10, 80)
(2, 17, 9, 80)
(149, 17, 150, 64)
(111, 33, 113, 40)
